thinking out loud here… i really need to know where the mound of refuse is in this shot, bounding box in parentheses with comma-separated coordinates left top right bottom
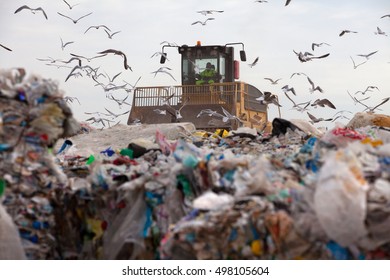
(1, 68, 390, 260)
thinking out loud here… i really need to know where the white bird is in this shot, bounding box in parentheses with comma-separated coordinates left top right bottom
(255, 91, 281, 107)
(60, 37, 74, 50)
(197, 10, 224, 16)
(339, 30, 358, 37)
(63, 0, 80, 9)
(332, 110, 353, 122)
(191, 18, 215, 25)
(307, 112, 333, 124)
(14, 5, 48, 19)
(354, 86, 379, 95)
(105, 30, 121, 39)
(282, 85, 297, 96)
(165, 97, 190, 121)
(311, 42, 331, 51)
(63, 96, 80, 105)
(248, 57, 259, 68)
(97, 49, 132, 70)
(307, 77, 323, 93)
(347, 90, 371, 105)
(84, 25, 111, 34)
(355, 97, 390, 113)
(160, 41, 178, 47)
(57, 12, 93, 24)
(283, 92, 310, 112)
(151, 67, 176, 81)
(153, 109, 167, 115)
(374, 27, 387, 36)
(293, 50, 329, 62)
(290, 72, 308, 79)
(104, 108, 130, 119)
(350, 56, 367, 69)
(264, 77, 281, 84)
(357, 50, 378, 60)
(311, 98, 336, 109)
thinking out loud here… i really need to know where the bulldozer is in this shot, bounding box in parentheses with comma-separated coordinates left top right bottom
(127, 41, 269, 131)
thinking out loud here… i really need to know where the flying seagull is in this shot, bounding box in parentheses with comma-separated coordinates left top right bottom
(160, 41, 178, 47)
(282, 85, 297, 96)
(151, 67, 176, 81)
(255, 91, 282, 107)
(57, 12, 93, 24)
(164, 97, 190, 121)
(374, 27, 387, 36)
(357, 50, 378, 60)
(307, 77, 323, 93)
(84, 25, 111, 34)
(355, 97, 390, 113)
(197, 107, 242, 125)
(104, 108, 130, 119)
(311, 98, 336, 109)
(248, 57, 259, 68)
(14, 5, 48, 19)
(105, 30, 121, 39)
(332, 110, 353, 122)
(264, 77, 281, 84)
(293, 50, 330, 62)
(0, 44, 12, 52)
(63, 0, 80, 9)
(350, 56, 367, 69)
(191, 18, 215, 25)
(60, 37, 74, 50)
(284, 92, 310, 112)
(311, 42, 331, 51)
(290, 72, 308, 79)
(339, 30, 358, 37)
(354, 86, 379, 95)
(97, 49, 132, 70)
(307, 112, 333, 124)
(254, 0, 268, 2)
(197, 10, 224, 16)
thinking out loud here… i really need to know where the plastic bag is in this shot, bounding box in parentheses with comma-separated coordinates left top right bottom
(0, 204, 26, 259)
(314, 150, 369, 247)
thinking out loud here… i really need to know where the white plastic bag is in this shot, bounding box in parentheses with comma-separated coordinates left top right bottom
(0, 204, 26, 259)
(314, 150, 369, 247)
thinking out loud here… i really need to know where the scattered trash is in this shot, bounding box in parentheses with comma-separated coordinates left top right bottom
(2, 69, 390, 260)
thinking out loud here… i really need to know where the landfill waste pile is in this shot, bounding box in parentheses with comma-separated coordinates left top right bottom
(0, 68, 80, 259)
(1, 68, 390, 260)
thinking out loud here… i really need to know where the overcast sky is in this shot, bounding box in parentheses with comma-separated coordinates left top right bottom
(1, 0, 389, 127)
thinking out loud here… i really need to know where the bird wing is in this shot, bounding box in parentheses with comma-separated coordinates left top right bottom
(313, 53, 330, 59)
(367, 50, 378, 57)
(284, 92, 297, 106)
(321, 99, 336, 109)
(36, 7, 48, 19)
(372, 97, 390, 111)
(381, 14, 390, 18)
(0, 44, 12, 52)
(307, 76, 314, 88)
(191, 21, 201, 25)
(264, 78, 274, 83)
(57, 12, 73, 21)
(84, 26, 94, 34)
(285, 0, 292, 6)
(14, 5, 30, 14)
(339, 30, 346, 36)
(307, 112, 317, 122)
(76, 12, 93, 22)
(111, 72, 122, 82)
(63, 0, 71, 9)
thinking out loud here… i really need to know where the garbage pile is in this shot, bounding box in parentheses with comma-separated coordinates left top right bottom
(1, 68, 390, 260)
(0, 68, 79, 259)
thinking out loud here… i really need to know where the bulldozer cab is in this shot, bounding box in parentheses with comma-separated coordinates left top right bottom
(128, 42, 269, 131)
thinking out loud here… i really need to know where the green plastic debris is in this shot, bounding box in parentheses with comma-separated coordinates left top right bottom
(120, 148, 134, 159)
(86, 154, 95, 165)
(0, 178, 5, 197)
(176, 174, 193, 198)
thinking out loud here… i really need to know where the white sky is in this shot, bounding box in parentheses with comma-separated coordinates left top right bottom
(1, 0, 389, 127)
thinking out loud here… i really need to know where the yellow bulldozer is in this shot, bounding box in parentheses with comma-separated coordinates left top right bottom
(127, 41, 269, 131)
